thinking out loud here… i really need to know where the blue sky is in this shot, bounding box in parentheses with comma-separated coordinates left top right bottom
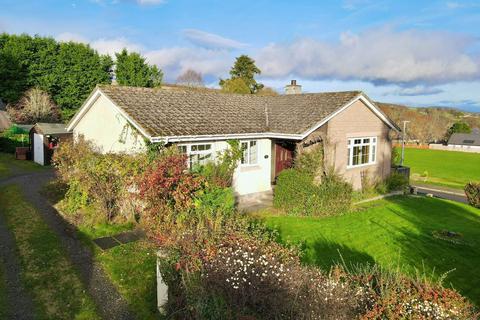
(1, 0, 480, 111)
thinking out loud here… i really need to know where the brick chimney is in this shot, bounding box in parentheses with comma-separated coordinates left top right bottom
(285, 80, 302, 94)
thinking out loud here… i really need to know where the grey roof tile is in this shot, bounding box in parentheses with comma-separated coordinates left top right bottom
(97, 85, 378, 137)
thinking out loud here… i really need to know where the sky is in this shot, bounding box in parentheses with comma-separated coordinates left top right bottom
(1, 0, 480, 112)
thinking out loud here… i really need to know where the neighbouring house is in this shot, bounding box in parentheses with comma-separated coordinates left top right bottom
(67, 81, 400, 198)
(30, 123, 72, 165)
(447, 131, 480, 151)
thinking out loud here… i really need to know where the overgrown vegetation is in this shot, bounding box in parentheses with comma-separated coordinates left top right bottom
(51, 137, 477, 319)
(0, 185, 100, 319)
(465, 182, 480, 208)
(274, 145, 353, 216)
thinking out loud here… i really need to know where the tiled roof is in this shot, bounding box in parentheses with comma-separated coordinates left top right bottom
(97, 85, 375, 138)
(448, 133, 480, 146)
(36, 123, 70, 135)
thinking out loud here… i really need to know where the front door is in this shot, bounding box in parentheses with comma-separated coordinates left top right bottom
(274, 143, 294, 178)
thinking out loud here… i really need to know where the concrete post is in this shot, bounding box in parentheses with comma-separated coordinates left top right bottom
(156, 250, 169, 315)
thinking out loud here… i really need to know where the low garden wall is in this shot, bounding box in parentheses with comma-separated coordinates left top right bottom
(429, 143, 480, 153)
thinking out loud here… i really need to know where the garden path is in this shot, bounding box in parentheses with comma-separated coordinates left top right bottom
(0, 169, 136, 320)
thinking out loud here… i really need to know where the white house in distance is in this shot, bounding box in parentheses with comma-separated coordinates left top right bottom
(446, 131, 480, 152)
(67, 82, 399, 199)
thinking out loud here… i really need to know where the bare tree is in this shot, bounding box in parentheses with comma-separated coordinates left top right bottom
(176, 69, 204, 87)
(7, 87, 60, 124)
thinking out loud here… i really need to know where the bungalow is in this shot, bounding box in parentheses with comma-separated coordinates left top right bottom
(447, 131, 480, 152)
(67, 81, 400, 198)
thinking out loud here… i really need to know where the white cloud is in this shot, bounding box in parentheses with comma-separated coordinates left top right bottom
(56, 32, 89, 43)
(387, 85, 444, 96)
(145, 47, 231, 81)
(255, 27, 480, 85)
(182, 29, 247, 50)
(90, 38, 143, 56)
(56, 32, 143, 56)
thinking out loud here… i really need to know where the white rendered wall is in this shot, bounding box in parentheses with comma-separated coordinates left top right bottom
(206, 139, 272, 196)
(73, 94, 146, 154)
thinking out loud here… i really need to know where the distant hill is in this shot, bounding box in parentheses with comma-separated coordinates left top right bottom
(376, 102, 480, 143)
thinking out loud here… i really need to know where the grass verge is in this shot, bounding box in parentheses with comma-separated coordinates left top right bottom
(260, 195, 480, 305)
(403, 147, 480, 190)
(76, 223, 159, 320)
(0, 185, 100, 320)
(42, 179, 160, 320)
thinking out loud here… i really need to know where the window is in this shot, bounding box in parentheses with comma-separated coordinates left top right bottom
(241, 140, 258, 165)
(463, 140, 475, 144)
(347, 137, 376, 168)
(178, 143, 212, 167)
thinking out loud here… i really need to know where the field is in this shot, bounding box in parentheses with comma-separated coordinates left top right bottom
(262, 196, 480, 304)
(403, 147, 480, 190)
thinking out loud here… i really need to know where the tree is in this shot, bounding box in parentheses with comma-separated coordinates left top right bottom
(115, 49, 162, 88)
(220, 78, 251, 94)
(447, 121, 471, 139)
(220, 55, 263, 94)
(7, 87, 60, 123)
(54, 42, 113, 120)
(176, 69, 204, 87)
(0, 33, 113, 121)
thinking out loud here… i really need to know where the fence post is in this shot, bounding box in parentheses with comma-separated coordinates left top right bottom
(156, 250, 169, 315)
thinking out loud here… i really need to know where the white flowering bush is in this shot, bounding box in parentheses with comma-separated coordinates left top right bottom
(201, 235, 364, 319)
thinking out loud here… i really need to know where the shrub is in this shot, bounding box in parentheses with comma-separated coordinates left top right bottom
(350, 265, 477, 319)
(192, 140, 242, 188)
(386, 172, 409, 192)
(160, 227, 365, 320)
(464, 182, 480, 208)
(274, 169, 352, 216)
(7, 87, 60, 124)
(53, 135, 146, 221)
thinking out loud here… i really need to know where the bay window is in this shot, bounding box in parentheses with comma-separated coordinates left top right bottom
(347, 137, 376, 168)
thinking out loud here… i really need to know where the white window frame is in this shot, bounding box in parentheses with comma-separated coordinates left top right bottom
(178, 143, 213, 168)
(240, 140, 258, 166)
(347, 136, 377, 169)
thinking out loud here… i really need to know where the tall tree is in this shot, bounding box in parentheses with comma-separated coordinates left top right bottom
(0, 33, 113, 121)
(176, 69, 204, 87)
(54, 42, 113, 119)
(219, 55, 263, 94)
(115, 49, 162, 87)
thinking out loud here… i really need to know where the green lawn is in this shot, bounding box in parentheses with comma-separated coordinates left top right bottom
(403, 148, 480, 190)
(0, 185, 100, 320)
(262, 196, 480, 305)
(77, 223, 159, 320)
(0, 152, 47, 179)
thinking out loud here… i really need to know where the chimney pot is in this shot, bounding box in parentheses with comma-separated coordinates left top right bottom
(285, 80, 302, 95)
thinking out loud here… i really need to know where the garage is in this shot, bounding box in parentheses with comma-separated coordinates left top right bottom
(29, 123, 72, 166)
